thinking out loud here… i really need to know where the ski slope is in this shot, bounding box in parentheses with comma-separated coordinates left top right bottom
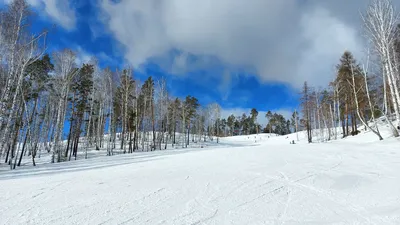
(1, 130, 400, 224)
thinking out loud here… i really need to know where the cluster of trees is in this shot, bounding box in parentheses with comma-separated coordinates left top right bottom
(264, 111, 296, 135)
(301, 0, 400, 143)
(219, 109, 295, 136)
(5, 0, 398, 170)
(224, 109, 261, 136)
(0, 0, 226, 169)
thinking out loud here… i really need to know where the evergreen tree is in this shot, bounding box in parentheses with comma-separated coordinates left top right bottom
(250, 108, 258, 134)
(227, 114, 235, 136)
(265, 110, 273, 133)
(183, 95, 199, 146)
(335, 51, 364, 137)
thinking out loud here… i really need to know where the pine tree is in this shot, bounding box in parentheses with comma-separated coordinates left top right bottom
(227, 114, 235, 136)
(184, 96, 199, 146)
(265, 111, 273, 134)
(138, 76, 155, 151)
(335, 51, 366, 137)
(250, 108, 258, 134)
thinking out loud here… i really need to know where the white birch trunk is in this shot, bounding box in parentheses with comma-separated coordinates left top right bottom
(350, 62, 383, 140)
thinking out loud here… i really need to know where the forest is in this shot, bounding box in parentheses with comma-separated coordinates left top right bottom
(1, 0, 400, 170)
(0, 0, 294, 170)
(300, 0, 400, 143)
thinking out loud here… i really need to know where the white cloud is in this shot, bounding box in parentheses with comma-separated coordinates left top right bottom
(0, 0, 76, 30)
(41, 0, 76, 30)
(295, 7, 363, 87)
(27, 0, 40, 7)
(221, 107, 294, 126)
(99, 0, 392, 88)
(75, 46, 93, 66)
(74, 47, 116, 68)
(218, 70, 233, 100)
(97, 52, 118, 66)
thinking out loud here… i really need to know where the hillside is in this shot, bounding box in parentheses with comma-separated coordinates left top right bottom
(1, 126, 399, 225)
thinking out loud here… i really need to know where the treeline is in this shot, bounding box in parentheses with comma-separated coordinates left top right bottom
(219, 109, 296, 136)
(223, 109, 261, 136)
(0, 0, 229, 169)
(300, 0, 400, 143)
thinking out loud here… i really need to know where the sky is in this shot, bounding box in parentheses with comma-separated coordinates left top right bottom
(1, 0, 398, 125)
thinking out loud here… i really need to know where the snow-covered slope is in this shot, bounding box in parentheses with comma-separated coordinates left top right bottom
(1, 129, 400, 224)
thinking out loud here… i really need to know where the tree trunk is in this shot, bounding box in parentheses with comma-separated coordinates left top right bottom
(345, 102, 349, 137)
(350, 63, 383, 140)
(151, 100, 156, 151)
(17, 127, 29, 167)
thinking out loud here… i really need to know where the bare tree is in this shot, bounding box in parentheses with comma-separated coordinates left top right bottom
(0, 0, 48, 159)
(50, 49, 78, 163)
(301, 82, 313, 143)
(206, 103, 221, 142)
(361, 0, 400, 127)
(349, 53, 383, 140)
(155, 77, 168, 150)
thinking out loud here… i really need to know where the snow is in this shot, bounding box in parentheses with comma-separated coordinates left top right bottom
(1, 130, 400, 224)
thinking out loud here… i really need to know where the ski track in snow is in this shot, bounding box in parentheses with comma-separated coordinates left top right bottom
(1, 131, 400, 225)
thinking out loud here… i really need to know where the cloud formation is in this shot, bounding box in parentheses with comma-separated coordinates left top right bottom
(40, 0, 76, 30)
(99, 0, 396, 88)
(1, 0, 76, 30)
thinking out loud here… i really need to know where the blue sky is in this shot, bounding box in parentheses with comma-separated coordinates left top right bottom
(1, 0, 385, 124)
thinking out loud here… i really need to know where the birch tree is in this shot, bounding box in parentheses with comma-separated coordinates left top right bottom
(50, 49, 78, 163)
(301, 82, 313, 143)
(0, 0, 48, 158)
(206, 103, 221, 142)
(362, 0, 400, 127)
(155, 77, 168, 150)
(349, 54, 384, 140)
(118, 68, 134, 153)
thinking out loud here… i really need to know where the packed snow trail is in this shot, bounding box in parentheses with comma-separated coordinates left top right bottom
(1, 134, 400, 224)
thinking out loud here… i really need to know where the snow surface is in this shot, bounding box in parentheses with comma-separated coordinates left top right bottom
(1, 129, 400, 225)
